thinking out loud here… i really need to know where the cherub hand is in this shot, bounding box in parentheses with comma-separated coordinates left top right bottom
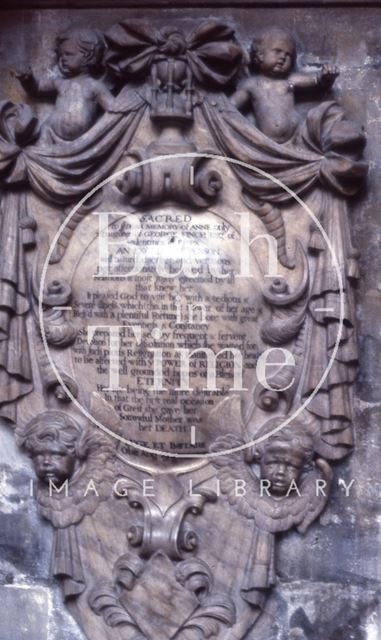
(11, 66, 34, 83)
(318, 64, 339, 87)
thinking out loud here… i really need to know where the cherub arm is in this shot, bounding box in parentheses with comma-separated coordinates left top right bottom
(230, 79, 255, 112)
(231, 88, 251, 111)
(94, 81, 117, 112)
(290, 64, 339, 91)
(13, 66, 57, 97)
(317, 63, 339, 88)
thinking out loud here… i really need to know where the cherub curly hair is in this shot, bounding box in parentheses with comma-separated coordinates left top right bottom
(56, 28, 105, 72)
(253, 417, 314, 466)
(16, 410, 82, 456)
(249, 27, 296, 73)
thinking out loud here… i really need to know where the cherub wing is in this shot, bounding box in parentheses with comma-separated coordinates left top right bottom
(258, 458, 333, 533)
(210, 434, 263, 520)
(211, 435, 332, 534)
(294, 458, 333, 533)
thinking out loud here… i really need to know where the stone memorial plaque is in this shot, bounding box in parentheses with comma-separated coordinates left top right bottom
(0, 3, 379, 639)
(65, 205, 262, 457)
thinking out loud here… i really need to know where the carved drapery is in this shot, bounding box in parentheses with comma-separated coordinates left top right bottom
(0, 18, 367, 640)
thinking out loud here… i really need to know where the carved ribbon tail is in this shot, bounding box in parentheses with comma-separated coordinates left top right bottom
(240, 529, 275, 610)
(302, 191, 360, 457)
(0, 191, 34, 422)
(0, 102, 40, 422)
(51, 526, 86, 599)
(297, 103, 367, 457)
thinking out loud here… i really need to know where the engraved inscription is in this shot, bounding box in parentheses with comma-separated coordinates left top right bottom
(69, 207, 262, 454)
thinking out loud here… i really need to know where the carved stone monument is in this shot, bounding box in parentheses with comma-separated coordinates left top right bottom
(0, 4, 378, 639)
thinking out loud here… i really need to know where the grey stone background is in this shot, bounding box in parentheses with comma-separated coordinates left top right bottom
(0, 3, 380, 639)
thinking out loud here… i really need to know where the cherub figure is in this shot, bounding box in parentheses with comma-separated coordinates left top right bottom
(14, 28, 117, 141)
(212, 418, 332, 532)
(16, 409, 115, 599)
(210, 418, 332, 609)
(231, 27, 339, 143)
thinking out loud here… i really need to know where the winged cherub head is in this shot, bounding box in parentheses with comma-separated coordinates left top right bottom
(16, 411, 82, 485)
(253, 418, 314, 497)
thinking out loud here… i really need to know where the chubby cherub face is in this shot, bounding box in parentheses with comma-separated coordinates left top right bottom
(259, 441, 305, 496)
(58, 39, 88, 77)
(32, 441, 75, 485)
(258, 33, 295, 78)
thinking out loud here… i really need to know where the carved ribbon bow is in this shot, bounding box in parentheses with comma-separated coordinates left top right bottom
(105, 20, 243, 88)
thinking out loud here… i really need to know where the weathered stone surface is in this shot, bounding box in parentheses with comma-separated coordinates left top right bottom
(0, 430, 84, 638)
(263, 582, 379, 640)
(0, 585, 51, 640)
(0, 3, 379, 639)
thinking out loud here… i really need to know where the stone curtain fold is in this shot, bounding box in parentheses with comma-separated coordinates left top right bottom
(0, 94, 146, 422)
(203, 97, 366, 456)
